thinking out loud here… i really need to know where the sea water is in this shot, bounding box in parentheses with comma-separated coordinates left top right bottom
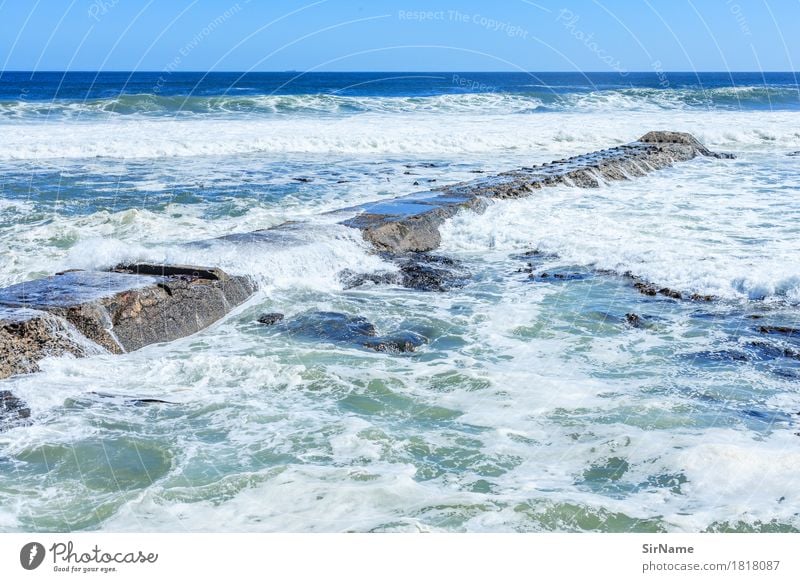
(0, 72, 799, 532)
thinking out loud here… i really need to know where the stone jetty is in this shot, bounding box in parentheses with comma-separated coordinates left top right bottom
(342, 131, 732, 253)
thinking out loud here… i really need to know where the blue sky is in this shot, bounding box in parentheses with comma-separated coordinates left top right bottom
(0, 0, 797, 72)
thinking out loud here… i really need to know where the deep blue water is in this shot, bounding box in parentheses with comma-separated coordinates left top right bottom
(0, 71, 798, 112)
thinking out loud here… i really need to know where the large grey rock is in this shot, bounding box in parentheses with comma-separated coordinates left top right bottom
(0, 265, 256, 378)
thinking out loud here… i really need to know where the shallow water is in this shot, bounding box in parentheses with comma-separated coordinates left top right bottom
(1, 72, 799, 532)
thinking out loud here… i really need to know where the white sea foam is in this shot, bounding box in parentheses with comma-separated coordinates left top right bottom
(0, 110, 798, 162)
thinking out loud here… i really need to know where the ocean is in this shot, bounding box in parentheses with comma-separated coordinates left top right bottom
(0, 71, 799, 532)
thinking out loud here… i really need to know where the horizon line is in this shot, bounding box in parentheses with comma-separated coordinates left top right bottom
(1, 70, 799, 75)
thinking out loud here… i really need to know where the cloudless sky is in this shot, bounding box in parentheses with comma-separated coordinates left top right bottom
(0, 0, 798, 72)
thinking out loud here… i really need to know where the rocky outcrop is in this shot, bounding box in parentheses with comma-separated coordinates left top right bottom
(343, 131, 732, 253)
(0, 265, 256, 379)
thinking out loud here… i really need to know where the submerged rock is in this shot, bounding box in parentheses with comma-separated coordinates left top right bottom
(362, 331, 427, 353)
(283, 311, 378, 343)
(0, 390, 31, 431)
(624, 313, 643, 328)
(339, 269, 402, 289)
(746, 340, 800, 361)
(758, 326, 799, 337)
(529, 269, 592, 283)
(275, 311, 427, 353)
(89, 392, 176, 406)
(340, 253, 469, 292)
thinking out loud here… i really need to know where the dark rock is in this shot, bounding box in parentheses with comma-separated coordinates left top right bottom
(257, 312, 285, 326)
(758, 326, 799, 336)
(0, 390, 31, 431)
(412, 181, 420, 186)
(690, 293, 716, 301)
(529, 269, 591, 283)
(659, 287, 682, 300)
(114, 263, 226, 281)
(279, 311, 427, 354)
(283, 311, 378, 344)
(363, 331, 427, 353)
(787, 151, 800, 157)
(396, 253, 469, 292)
(746, 340, 800, 361)
(625, 313, 642, 328)
(340, 254, 468, 292)
(128, 398, 174, 406)
(633, 281, 658, 296)
(688, 349, 750, 363)
(342, 193, 488, 253)
(339, 269, 402, 289)
(631, 279, 682, 299)
(89, 392, 175, 406)
(638, 131, 735, 159)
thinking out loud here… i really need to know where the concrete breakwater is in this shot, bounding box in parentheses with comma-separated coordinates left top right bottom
(0, 131, 731, 425)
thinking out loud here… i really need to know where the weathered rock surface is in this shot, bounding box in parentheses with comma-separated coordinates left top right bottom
(268, 311, 427, 353)
(0, 307, 93, 380)
(343, 131, 733, 253)
(0, 390, 31, 431)
(0, 265, 256, 379)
